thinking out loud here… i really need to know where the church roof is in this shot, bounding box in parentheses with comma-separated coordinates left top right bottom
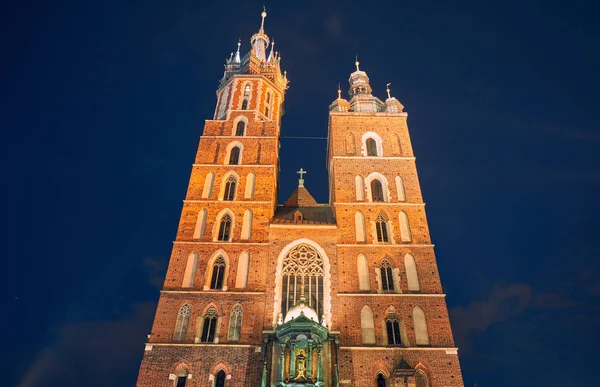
(272, 205, 336, 225)
(283, 186, 318, 206)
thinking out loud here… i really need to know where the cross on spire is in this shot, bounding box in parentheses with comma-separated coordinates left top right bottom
(297, 168, 307, 187)
(386, 82, 392, 99)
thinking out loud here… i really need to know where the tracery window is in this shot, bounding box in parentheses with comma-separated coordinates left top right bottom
(218, 214, 232, 241)
(229, 147, 240, 165)
(223, 176, 236, 201)
(371, 179, 384, 202)
(200, 307, 218, 342)
(375, 214, 389, 242)
(366, 138, 378, 156)
(380, 259, 394, 291)
(210, 257, 226, 289)
(281, 244, 324, 319)
(228, 304, 243, 341)
(235, 121, 245, 136)
(173, 304, 190, 342)
(386, 312, 402, 345)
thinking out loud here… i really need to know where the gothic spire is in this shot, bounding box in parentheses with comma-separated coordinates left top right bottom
(267, 40, 275, 62)
(251, 7, 270, 61)
(234, 39, 241, 63)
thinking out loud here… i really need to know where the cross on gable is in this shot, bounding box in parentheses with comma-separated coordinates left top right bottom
(296, 168, 307, 187)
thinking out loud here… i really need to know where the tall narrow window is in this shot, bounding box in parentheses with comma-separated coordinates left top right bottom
(223, 176, 236, 201)
(377, 373, 386, 387)
(360, 305, 375, 344)
(280, 244, 324, 319)
(229, 147, 240, 165)
(202, 172, 215, 198)
(395, 176, 406, 201)
(355, 211, 366, 242)
(413, 306, 430, 345)
(193, 209, 207, 239)
(404, 254, 420, 292)
(376, 214, 389, 243)
(355, 175, 364, 201)
(265, 90, 272, 118)
(386, 312, 402, 345)
(210, 256, 226, 289)
(235, 121, 245, 136)
(416, 371, 429, 387)
(175, 368, 189, 387)
(235, 251, 249, 288)
(241, 84, 251, 110)
(371, 180, 384, 202)
(366, 138, 378, 156)
(399, 211, 412, 242)
(228, 304, 243, 341)
(218, 214, 232, 241)
(244, 172, 256, 199)
(380, 259, 394, 291)
(173, 304, 190, 342)
(241, 209, 252, 240)
(182, 252, 198, 288)
(391, 133, 401, 155)
(200, 307, 218, 342)
(216, 370, 226, 387)
(357, 254, 370, 291)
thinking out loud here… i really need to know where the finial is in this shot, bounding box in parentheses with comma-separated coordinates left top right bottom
(337, 82, 341, 99)
(355, 55, 360, 71)
(386, 82, 392, 99)
(234, 39, 241, 63)
(297, 168, 307, 187)
(260, 6, 267, 32)
(267, 40, 275, 62)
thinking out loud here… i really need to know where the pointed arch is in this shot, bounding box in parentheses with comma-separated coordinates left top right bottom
(355, 211, 366, 242)
(365, 172, 390, 202)
(361, 131, 383, 157)
(345, 132, 356, 155)
(391, 133, 402, 155)
(413, 306, 430, 345)
(224, 141, 243, 165)
(219, 171, 239, 201)
(213, 209, 235, 242)
(395, 175, 406, 201)
(173, 363, 190, 387)
(385, 309, 402, 345)
(244, 172, 256, 199)
(241, 209, 253, 240)
(235, 251, 249, 288)
(399, 211, 412, 242)
(380, 259, 394, 291)
(376, 372, 387, 387)
(404, 253, 420, 291)
(193, 209, 207, 239)
(357, 253, 370, 291)
(232, 115, 248, 136)
(200, 306, 218, 343)
(375, 214, 390, 243)
(360, 305, 376, 344)
(241, 82, 251, 110)
(173, 304, 190, 342)
(272, 238, 332, 327)
(227, 304, 243, 341)
(355, 175, 364, 201)
(182, 252, 198, 288)
(202, 172, 215, 199)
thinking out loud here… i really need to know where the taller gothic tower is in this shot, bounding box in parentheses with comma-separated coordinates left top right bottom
(137, 10, 464, 387)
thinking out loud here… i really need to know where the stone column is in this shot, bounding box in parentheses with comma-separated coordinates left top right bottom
(307, 341, 313, 380)
(289, 341, 296, 380)
(317, 345, 323, 383)
(279, 344, 286, 382)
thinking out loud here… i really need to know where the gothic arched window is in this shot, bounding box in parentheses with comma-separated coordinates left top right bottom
(229, 147, 241, 165)
(371, 179, 384, 202)
(223, 176, 236, 201)
(218, 214, 232, 241)
(228, 304, 243, 341)
(376, 214, 389, 243)
(200, 307, 218, 342)
(281, 244, 324, 319)
(241, 84, 251, 110)
(380, 259, 394, 291)
(216, 370, 226, 387)
(173, 304, 190, 342)
(210, 256, 226, 289)
(366, 138, 378, 156)
(175, 367, 189, 387)
(235, 121, 245, 136)
(386, 312, 402, 345)
(377, 373, 386, 387)
(416, 371, 429, 387)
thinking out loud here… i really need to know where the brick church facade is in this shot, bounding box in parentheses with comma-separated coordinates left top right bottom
(136, 9, 464, 387)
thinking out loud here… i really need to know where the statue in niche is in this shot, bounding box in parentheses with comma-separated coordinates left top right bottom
(295, 349, 307, 382)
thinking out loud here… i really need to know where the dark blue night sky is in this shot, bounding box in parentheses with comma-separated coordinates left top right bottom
(3, 1, 599, 386)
